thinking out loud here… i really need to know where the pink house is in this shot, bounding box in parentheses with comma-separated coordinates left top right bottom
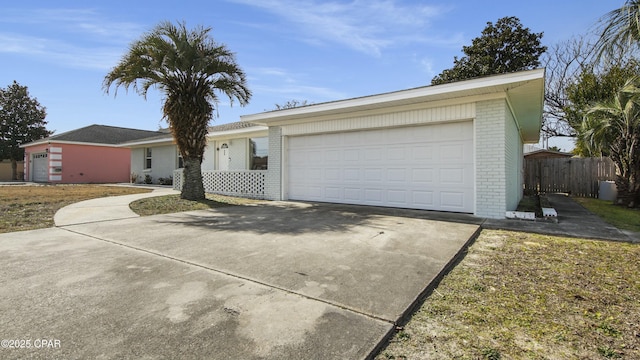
(21, 125, 165, 183)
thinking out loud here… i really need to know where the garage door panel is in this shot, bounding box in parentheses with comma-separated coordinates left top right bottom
(324, 187, 342, 200)
(307, 168, 322, 180)
(439, 123, 463, 140)
(288, 122, 474, 213)
(442, 166, 475, 186)
(290, 185, 322, 199)
(440, 168, 465, 184)
(412, 168, 434, 183)
(412, 145, 433, 161)
(364, 169, 382, 181)
(344, 149, 359, 161)
(289, 151, 306, 163)
(364, 189, 383, 203)
(344, 168, 360, 181)
(325, 168, 341, 181)
(440, 144, 465, 161)
(365, 148, 383, 161)
(387, 147, 406, 160)
(325, 150, 341, 161)
(412, 191, 434, 207)
(344, 188, 361, 201)
(440, 193, 465, 208)
(387, 190, 407, 205)
(307, 150, 324, 163)
(387, 168, 407, 182)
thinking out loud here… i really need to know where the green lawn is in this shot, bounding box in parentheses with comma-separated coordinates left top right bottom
(574, 197, 640, 233)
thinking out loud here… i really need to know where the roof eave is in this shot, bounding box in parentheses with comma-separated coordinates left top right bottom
(242, 69, 546, 128)
(506, 70, 545, 143)
(117, 125, 269, 147)
(117, 137, 175, 147)
(206, 125, 268, 139)
(22, 140, 125, 148)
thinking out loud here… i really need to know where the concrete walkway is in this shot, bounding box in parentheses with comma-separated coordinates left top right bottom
(483, 193, 640, 243)
(54, 186, 180, 226)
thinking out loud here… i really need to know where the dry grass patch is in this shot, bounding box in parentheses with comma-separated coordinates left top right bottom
(0, 185, 152, 233)
(377, 230, 640, 360)
(129, 193, 264, 216)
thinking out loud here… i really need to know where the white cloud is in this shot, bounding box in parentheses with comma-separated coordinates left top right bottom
(0, 8, 143, 70)
(251, 67, 291, 79)
(0, 8, 142, 42)
(249, 66, 346, 100)
(228, 0, 448, 56)
(0, 32, 125, 70)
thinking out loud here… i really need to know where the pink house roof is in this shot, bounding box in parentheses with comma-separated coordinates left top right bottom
(22, 124, 166, 147)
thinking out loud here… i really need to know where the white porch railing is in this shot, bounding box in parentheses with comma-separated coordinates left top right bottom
(173, 169, 267, 199)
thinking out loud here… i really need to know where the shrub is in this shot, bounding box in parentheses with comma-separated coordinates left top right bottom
(158, 176, 173, 186)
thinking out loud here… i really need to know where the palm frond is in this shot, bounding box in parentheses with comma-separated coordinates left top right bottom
(595, 0, 640, 60)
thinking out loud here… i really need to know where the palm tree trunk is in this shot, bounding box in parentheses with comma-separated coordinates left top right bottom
(629, 153, 640, 207)
(181, 157, 205, 200)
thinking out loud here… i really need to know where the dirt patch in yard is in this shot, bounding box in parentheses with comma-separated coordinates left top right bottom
(129, 193, 264, 216)
(0, 184, 151, 233)
(377, 229, 640, 359)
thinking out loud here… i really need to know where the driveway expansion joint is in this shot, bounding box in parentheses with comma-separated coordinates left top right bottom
(56, 216, 140, 227)
(59, 226, 397, 326)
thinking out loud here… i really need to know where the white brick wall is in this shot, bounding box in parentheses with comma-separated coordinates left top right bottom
(504, 106, 523, 212)
(265, 126, 282, 200)
(475, 99, 508, 218)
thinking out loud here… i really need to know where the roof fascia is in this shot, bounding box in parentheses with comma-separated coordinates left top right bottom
(242, 69, 544, 125)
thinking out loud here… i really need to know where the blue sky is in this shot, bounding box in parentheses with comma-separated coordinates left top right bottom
(0, 0, 619, 151)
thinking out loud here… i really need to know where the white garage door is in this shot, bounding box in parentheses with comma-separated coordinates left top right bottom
(32, 153, 49, 182)
(287, 121, 474, 213)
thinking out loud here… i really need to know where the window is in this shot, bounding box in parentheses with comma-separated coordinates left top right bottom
(144, 147, 152, 169)
(249, 137, 268, 170)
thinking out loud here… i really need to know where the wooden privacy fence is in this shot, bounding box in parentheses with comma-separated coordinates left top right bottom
(524, 157, 617, 198)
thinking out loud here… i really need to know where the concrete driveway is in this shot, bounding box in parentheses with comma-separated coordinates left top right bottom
(0, 201, 480, 359)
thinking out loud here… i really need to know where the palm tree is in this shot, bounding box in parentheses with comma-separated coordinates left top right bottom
(594, 0, 640, 60)
(580, 77, 640, 207)
(104, 21, 251, 200)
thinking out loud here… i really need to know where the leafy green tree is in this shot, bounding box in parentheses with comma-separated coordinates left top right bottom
(0, 81, 51, 180)
(104, 21, 251, 200)
(579, 77, 640, 207)
(432, 17, 547, 85)
(564, 60, 640, 156)
(594, 0, 640, 60)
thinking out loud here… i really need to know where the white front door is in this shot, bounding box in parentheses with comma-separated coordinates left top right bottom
(218, 143, 229, 171)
